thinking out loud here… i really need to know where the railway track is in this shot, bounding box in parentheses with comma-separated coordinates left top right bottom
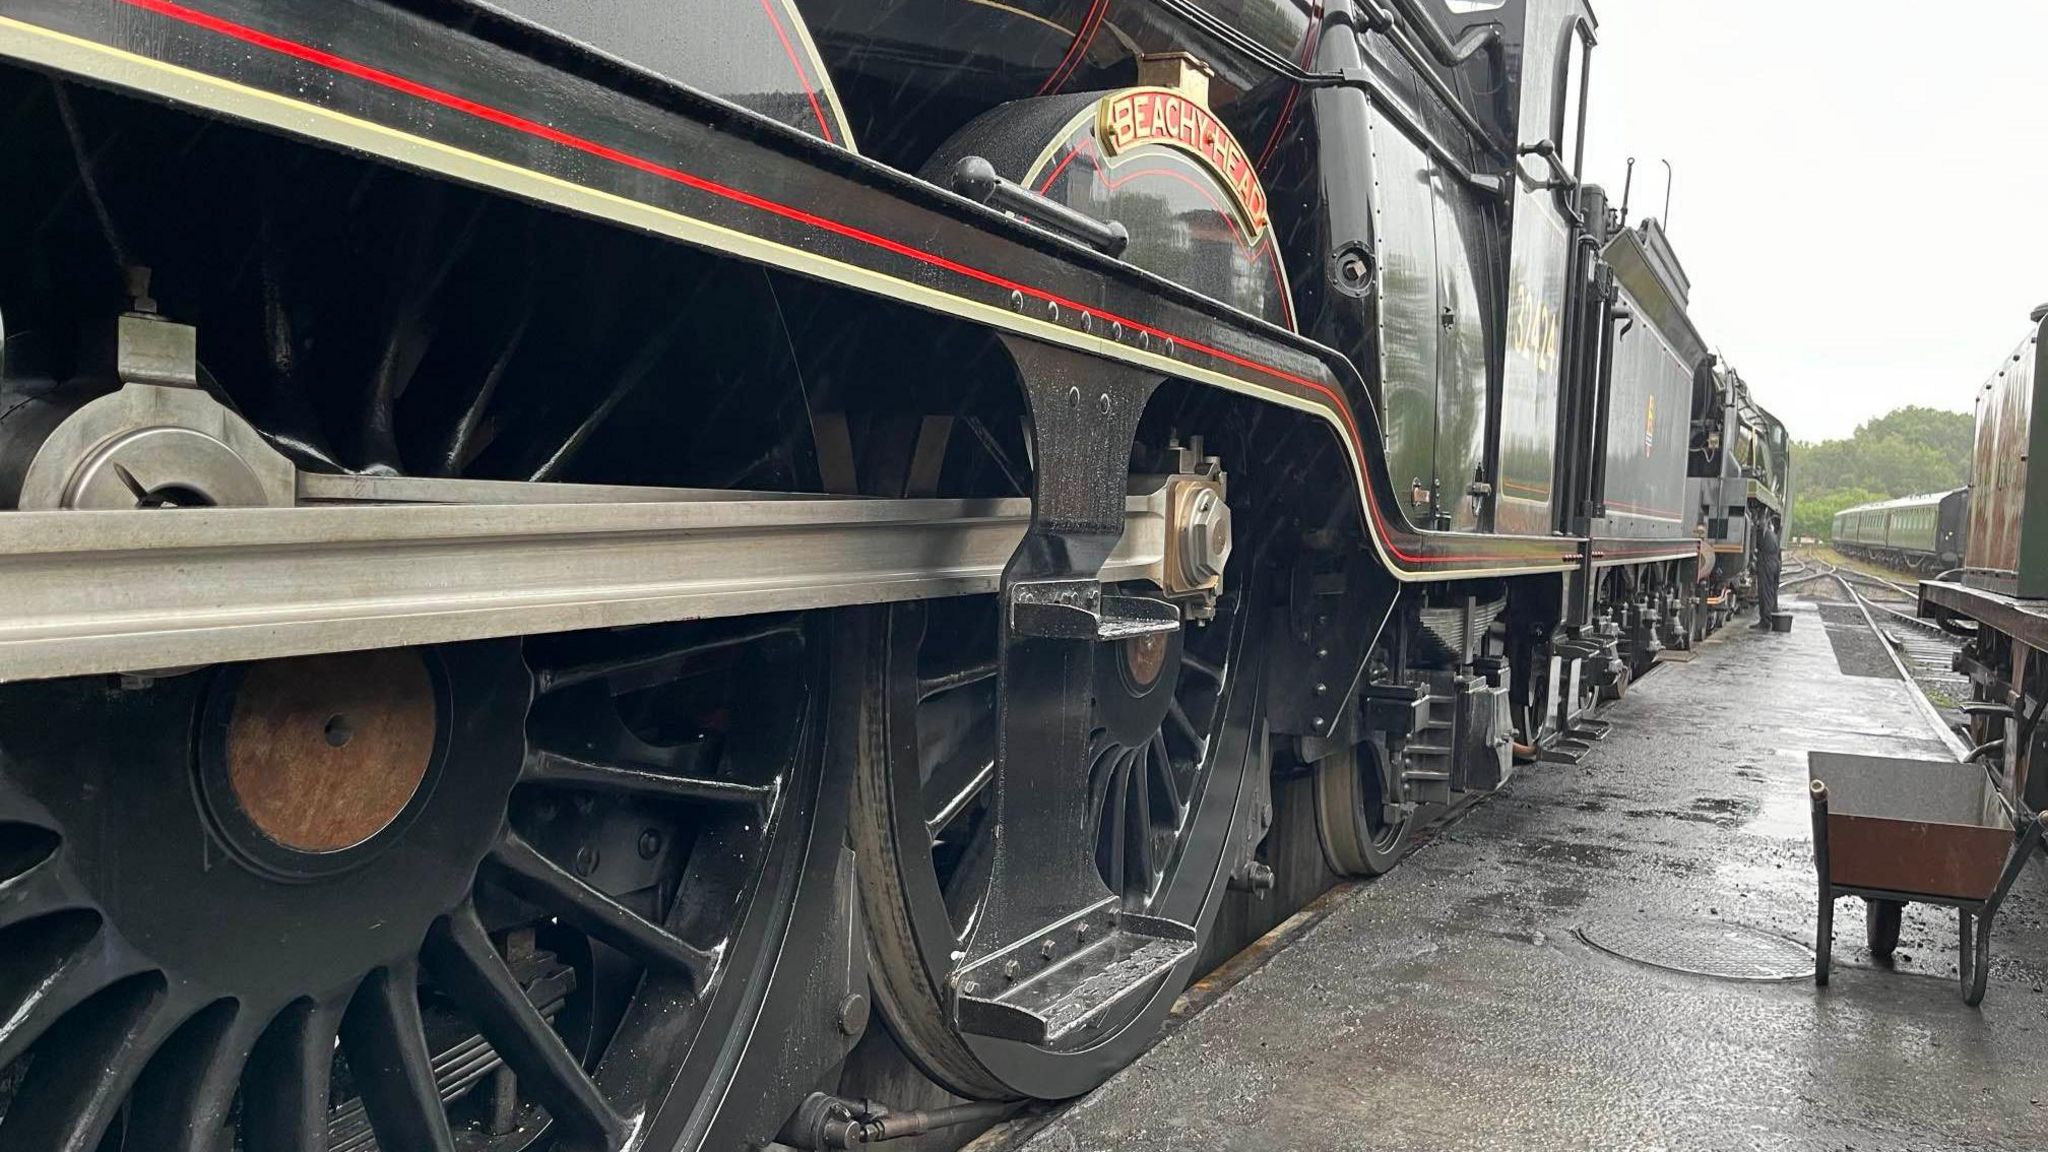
(1835, 570, 1972, 709)
(1791, 557, 1972, 748)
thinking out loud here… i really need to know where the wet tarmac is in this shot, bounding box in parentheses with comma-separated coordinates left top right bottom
(987, 598, 2048, 1151)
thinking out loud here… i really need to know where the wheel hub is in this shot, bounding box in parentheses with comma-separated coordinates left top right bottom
(207, 649, 440, 862)
(0, 643, 529, 1006)
(1120, 632, 1172, 691)
(1099, 628, 1182, 746)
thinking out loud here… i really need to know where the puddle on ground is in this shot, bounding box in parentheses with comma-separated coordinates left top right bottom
(1744, 785, 1814, 841)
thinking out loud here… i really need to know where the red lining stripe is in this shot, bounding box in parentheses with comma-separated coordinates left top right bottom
(756, 0, 833, 144)
(1038, 0, 1109, 97)
(1094, 157, 1296, 331)
(1256, 5, 1323, 170)
(1048, 140, 1269, 278)
(104, 0, 1548, 570)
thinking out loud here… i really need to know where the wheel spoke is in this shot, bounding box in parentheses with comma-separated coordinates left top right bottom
(1149, 730, 1182, 818)
(0, 911, 119, 1071)
(1128, 749, 1154, 888)
(124, 1000, 256, 1152)
(917, 655, 999, 702)
(240, 995, 348, 1152)
(339, 962, 457, 1152)
(521, 748, 774, 813)
(1179, 652, 1225, 683)
(1105, 752, 1130, 895)
(486, 832, 717, 989)
(922, 740, 996, 841)
(0, 972, 167, 1152)
(532, 616, 802, 696)
(1166, 698, 1206, 758)
(0, 851, 79, 933)
(422, 903, 623, 1150)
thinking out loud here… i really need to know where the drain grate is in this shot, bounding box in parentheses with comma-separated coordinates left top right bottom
(1575, 917, 1815, 981)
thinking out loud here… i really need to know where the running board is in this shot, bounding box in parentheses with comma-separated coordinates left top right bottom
(952, 899, 1196, 1046)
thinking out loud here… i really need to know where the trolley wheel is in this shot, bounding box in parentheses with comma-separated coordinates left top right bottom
(848, 576, 1261, 1100)
(1314, 738, 1413, 876)
(1865, 898, 1904, 962)
(1960, 909, 1993, 1006)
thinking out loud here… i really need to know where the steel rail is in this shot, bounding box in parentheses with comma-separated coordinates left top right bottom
(1831, 571, 1970, 761)
(0, 491, 1169, 683)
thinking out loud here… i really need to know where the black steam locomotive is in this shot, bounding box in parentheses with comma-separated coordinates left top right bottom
(0, 1, 1786, 1148)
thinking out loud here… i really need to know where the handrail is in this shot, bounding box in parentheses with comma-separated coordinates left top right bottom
(1357, 0, 1512, 161)
(1384, 0, 1506, 66)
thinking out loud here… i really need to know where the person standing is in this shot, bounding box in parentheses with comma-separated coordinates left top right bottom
(1753, 511, 1782, 629)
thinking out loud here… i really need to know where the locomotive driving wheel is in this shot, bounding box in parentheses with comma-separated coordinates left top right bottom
(850, 558, 1260, 1100)
(0, 617, 826, 1152)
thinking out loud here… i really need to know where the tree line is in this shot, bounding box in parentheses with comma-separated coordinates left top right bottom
(1789, 406, 1974, 540)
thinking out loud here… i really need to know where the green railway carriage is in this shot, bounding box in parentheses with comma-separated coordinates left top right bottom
(1832, 489, 1969, 572)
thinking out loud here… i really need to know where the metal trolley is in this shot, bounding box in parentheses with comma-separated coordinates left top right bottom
(1809, 752, 2045, 1005)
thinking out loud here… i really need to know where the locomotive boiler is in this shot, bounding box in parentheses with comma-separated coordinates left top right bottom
(0, 1, 1786, 1148)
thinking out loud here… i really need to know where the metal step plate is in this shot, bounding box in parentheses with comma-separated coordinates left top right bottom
(954, 903, 1195, 1046)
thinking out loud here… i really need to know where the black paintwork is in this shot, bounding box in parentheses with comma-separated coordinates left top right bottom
(457, 0, 854, 146)
(0, 0, 1575, 575)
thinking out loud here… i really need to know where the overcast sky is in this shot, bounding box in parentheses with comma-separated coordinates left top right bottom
(1577, 1, 2048, 443)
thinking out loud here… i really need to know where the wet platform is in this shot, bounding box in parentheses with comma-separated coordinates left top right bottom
(981, 597, 2048, 1151)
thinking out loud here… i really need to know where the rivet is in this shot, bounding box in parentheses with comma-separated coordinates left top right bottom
(1164, 338, 1176, 356)
(1316, 648, 1330, 659)
(574, 845, 600, 876)
(1009, 290, 1025, 311)
(1076, 923, 1091, 941)
(1080, 312, 1092, 332)
(1004, 960, 1020, 980)
(1111, 321, 1124, 341)
(1048, 300, 1061, 321)
(1098, 393, 1112, 415)
(1041, 938, 1058, 959)
(1067, 386, 1081, 409)
(1312, 716, 1327, 730)
(637, 829, 663, 859)
(1315, 682, 1328, 695)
